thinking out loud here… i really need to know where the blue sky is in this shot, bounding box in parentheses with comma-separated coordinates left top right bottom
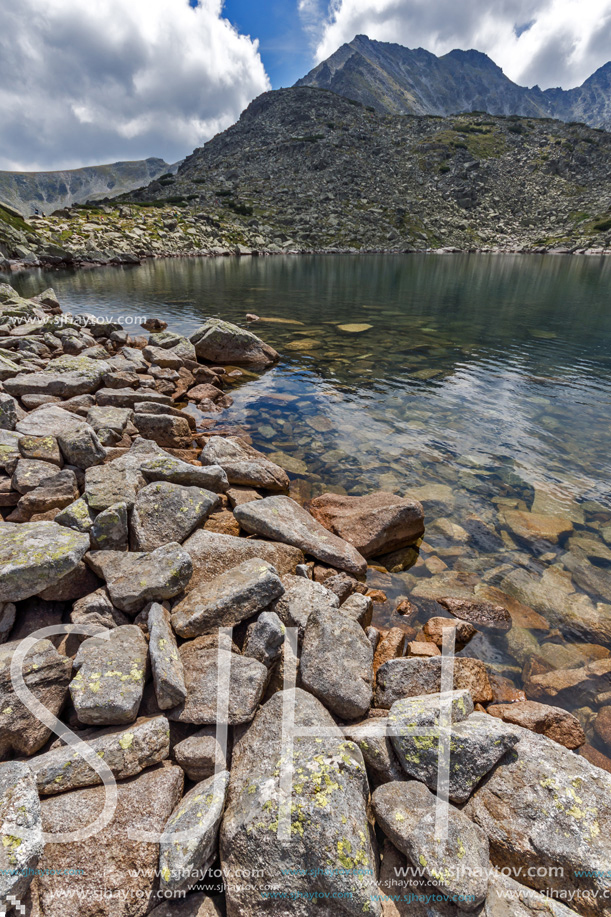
(222, 0, 313, 87)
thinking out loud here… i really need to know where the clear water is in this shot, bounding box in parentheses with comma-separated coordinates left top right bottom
(6, 254, 611, 721)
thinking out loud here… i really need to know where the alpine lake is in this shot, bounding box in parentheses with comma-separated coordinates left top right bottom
(8, 252, 611, 718)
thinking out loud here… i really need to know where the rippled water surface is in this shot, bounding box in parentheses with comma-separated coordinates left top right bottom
(9, 254, 611, 717)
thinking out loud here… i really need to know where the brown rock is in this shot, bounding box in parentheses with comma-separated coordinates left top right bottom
(579, 742, 611, 774)
(488, 700, 586, 749)
(475, 584, 549, 631)
(488, 674, 527, 704)
(307, 491, 424, 559)
(203, 509, 241, 537)
(423, 616, 476, 650)
(406, 641, 440, 657)
(436, 596, 512, 633)
(525, 658, 611, 703)
(186, 383, 223, 403)
(375, 656, 493, 707)
(502, 509, 573, 545)
(33, 764, 184, 917)
(593, 705, 611, 750)
(373, 627, 406, 674)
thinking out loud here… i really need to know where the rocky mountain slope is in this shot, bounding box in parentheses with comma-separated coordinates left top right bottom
(3, 87, 610, 265)
(0, 157, 178, 217)
(296, 35, 611, 130)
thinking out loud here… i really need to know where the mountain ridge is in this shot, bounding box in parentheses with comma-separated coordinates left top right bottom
(296, 35, 611, 129)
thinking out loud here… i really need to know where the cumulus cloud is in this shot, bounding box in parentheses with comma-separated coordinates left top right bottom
(306, 0, 611, 89)
(0, 0, 270, 171)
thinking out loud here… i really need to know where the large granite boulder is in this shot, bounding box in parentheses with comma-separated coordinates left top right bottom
(32, 764, 184, 917)
(0, 639, 72, 757)
(307, 491, 424, 558)
(234, 495, 367, 575)
(85, 542, 193, 613)
(70, 625, 149, 725)
(31, 715, 170, 794)
(0, 520, 90, 602)
(300, 605, 373, 719)
(271, 573, 339, 638)
(147, 603, 187, 709)
(159, 770, 230, 894)
(5, 354, 109, 397)
(130, 481, 219, 550)
(487, 700, 586, 749)
(190, 318, 279, 366)
(199, 436, 289, 491)
(375, 657, 493, 707)
(464, 726, 611, 916)
(171, 557, 284, 638)
(220, 688, 381, 917)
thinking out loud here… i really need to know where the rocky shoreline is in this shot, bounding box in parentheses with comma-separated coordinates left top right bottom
(0, 280, 610, 916)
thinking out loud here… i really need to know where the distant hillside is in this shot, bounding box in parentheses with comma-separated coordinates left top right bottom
(296, 35, 611, 130)
(0, 157, 180, 216)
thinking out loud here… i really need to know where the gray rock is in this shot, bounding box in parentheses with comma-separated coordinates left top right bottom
(340, 592, 373, 628)
(464, 725, 611, 915)
(485, 872, 582, 917)
(389, 694, 518, 802)
(159, 770, 230, 893)
(372, 780, 489, 910)
(34, 764, 184, 917)
(70, 625, 149, 725)
(200, 436, 289, 491)
(243, 610, 285, 667)
(12, 457, 60, 493)
(4, 354, 109, 397)
(344, 716, 405, 785)
(84, 452, 146, 511)
(138, 446, 228, 492)
(173, 728, 226, 782)
(131, 481, 219, 551)
(90, 500, 129, 550)
(15, 404, 84, 438)
(0, 638, 72, 757)
(167, 638, 268, 725)
(86, 404, 133, 435)
(300, 605, 373, 719)
(96, 386, 173, 407)
(234, 495, 367, 575)
(271, 573, 339, 638)
(0, 761, 43, 905)
(56, 421, 106, 468)
(220, 688, 381, 917)
(31, 715, 170, 795)
(375, 656, 493, 707)
(148, 894, 223, 917)
(171, 557, 284, 638)
(0, 602, 16, 643)
(0, 392, 18, 430)
(0, 353, 19, 382)
(55, 496, 95, 532)
(133, 411, 191, 447)
(148, 603, 187, 709)
(0, 520, 90, 602)
(190, 318, 279, 365)
(70, 587, 130, 632)
(86, 542, 193, 613)
(18, 433, 63, 466)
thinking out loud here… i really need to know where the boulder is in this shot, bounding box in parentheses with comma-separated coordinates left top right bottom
(220, 688, 381, 917)
(190, 318, 279, 365)
(344, 716, 405, 786)
(0, 429, 23, 474)
(70, 587, 129, 633)
(171, 557, 284, 638)
(12, 457, 60, 493)
(307, 491, 424, 558)
(14, 467, 79, 518)
(485, 871, 582, 917)
(4, 354, 109, 397)
(270, 573, 338, 637)
(487, 700, 586, 749)
(147, 603, 187, 710)
(31, 715, 170, 795)
(0, 521, 89, 602)
(86, 542, 193, 613)
(168, 639, 268, 725)
(33, 764, 184, 917)
(375, 657, 493, 707)
(84, 452, 146, 511)
(340, 592, 373, 628)
(423, 616, 477, 649)
(0, 761, 43, 905)
(133, 411, 192, 447)
(464, 726, 611, 916)
(90, 500, 129, 551)
(148, 894, 222, 917)
(182, 529, 303, 593)
(0, 392, 19, 431)
(300, 605, 373, 719)
(131, 481, 219, 551)
(234, 495, 367, 575)
(372, 780, 489, 910)
(159, 770, 230, 893)
(501, 509, 573, 547)
(200, 436, 289, 491)
(388, 693, 518, 802)
(0, 638, 71, 757)
(70, 625, 148, 725)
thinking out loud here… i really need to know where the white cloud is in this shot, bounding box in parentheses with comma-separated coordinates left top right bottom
(306, 0, 611, 89)
(0, 0, 270, 171)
